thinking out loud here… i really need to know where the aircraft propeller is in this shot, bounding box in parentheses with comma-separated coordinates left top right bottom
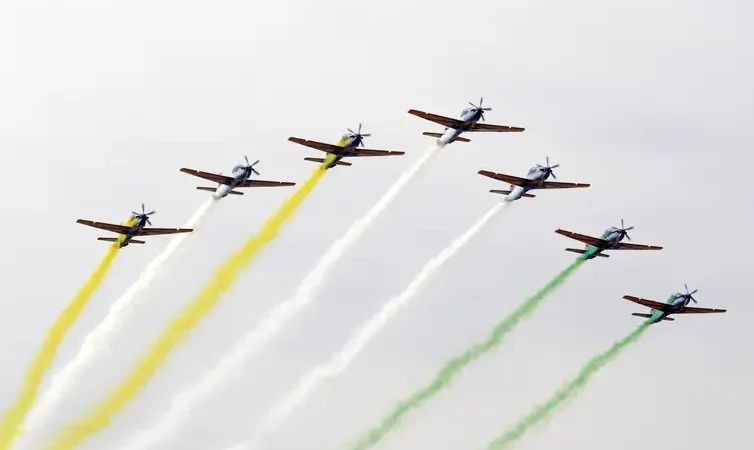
(683, 283, 699, 304)
(132, 203, 155, 225)
(245, 155, 261, 175)
(469, 96, 492, 121)
(616, 218, 634, 241)
(543, 156, 560, 179)
(347, 123, 371, 147)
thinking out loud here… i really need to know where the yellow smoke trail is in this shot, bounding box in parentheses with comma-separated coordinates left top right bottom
(0, 244, 120, 450)
(48, 163, 329, 450)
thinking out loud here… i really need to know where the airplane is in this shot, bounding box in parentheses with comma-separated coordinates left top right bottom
(478, 157, 590, 201)
(407, 97, 525, 145)
(180, 156, 296, 199)
(555, 219, 663, 259)
(288, 123, 405, 169)
(76, 204, 193, 248)
(623, 284, 727, 324)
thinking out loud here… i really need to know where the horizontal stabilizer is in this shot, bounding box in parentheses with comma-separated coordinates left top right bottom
(632, 313, 674, 321)
(196, 187, 244, 195)
(304, 157, 352, 167)
(490, 189, 535, 198)
(97, 237, 145, 244)
(422, 132, 470, 142)
(565, 248, 609, 258)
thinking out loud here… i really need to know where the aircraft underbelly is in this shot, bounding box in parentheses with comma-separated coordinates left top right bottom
(215, 184, 231, 198)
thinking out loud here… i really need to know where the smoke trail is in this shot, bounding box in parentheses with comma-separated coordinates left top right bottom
(234, 202, 510, 449)
(21, 199, 215, 443)
(351, 257, 587, 450)
(0, 245, 120, 450)
(46, 164, 329, 450)
(487, 321, 651, 450)
(121, 146, 439, 450)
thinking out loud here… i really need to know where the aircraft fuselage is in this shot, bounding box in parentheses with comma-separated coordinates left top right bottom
(504, 165, 553, 201)
(320, 134, 363, 169)
(213, 165, 254, 198)
(582, 227, 626, 260)
(117, 216, 148, 247)
(437, 107, 484, 145)
(646, 294, 689, 323)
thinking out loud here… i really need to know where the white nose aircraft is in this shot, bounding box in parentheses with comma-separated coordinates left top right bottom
(478, 157, 590, 201)
(180, 156, 296, 199)
(407, 97, 525, 145)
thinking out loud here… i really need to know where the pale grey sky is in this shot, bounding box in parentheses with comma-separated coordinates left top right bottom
(1, 0, 752, 449)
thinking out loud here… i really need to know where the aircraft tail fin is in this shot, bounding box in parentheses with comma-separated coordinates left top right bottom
(196, 187, 243, 195)
(565, 248, 609, 258)
(422, 132, 470, 142)
(632, 313, 673, 321)
(489, 189, 535, 198)
(304, 157, 352, 167)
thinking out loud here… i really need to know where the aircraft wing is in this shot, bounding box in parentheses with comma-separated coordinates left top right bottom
(554, 229, 608, 247)
(76, 220, 132, 235)
(478, 171, 536, 187)
(477, 171, 590, 190)
(407, 110, 465, 129)
(623, 295, 671, 310)
(673, 306, 727, 314)
(238, 179, 296, 187)
(469, 122, 526, 132)
(288, 137, 348, 155)
(137, 227, 194, 236)
(179, 168, 235, 185)
(349, 148, 405, 157)
(540, 181, 591, 189)
(612, 242, 663, 251)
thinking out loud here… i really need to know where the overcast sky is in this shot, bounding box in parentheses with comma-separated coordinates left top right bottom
(1, 0, 752, 449)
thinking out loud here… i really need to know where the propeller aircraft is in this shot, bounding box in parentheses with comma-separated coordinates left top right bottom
(478, 157, 590, 201)
(407, 97, 525, 145)
(555, 219, 663, 259)
(180, 156, 296, 199)
(623, 285, 727, 324)
(76, 204, 193, 248)
(288, 123, 405, 169)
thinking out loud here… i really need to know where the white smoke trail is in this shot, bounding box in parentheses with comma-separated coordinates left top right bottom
(20, 198, 216, 445)
(237, 201, 509, 449)
(121, 145, 440, 450)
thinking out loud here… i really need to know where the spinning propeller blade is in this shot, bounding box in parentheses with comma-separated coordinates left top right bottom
(245, 155, 260, 175)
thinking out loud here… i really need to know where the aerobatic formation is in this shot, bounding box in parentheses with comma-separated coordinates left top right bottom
(0, 97, 726, 450)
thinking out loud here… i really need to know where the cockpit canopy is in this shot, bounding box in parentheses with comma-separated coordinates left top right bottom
(461, 107, 476, 116)
(342, 133, 355, 141)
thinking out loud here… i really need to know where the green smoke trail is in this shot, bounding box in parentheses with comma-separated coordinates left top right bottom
(487, 320, 652, 450)
(351, 257, 587, 450)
